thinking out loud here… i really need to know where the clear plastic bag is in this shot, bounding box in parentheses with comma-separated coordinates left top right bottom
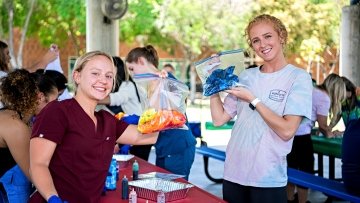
(194, 49, 246, 96)
(133, 73, 189, 134)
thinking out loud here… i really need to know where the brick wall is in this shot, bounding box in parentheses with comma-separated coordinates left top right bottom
(15, 30, 339, 84)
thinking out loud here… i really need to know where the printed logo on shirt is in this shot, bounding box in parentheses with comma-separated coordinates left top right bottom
(269, 89, 287, 102)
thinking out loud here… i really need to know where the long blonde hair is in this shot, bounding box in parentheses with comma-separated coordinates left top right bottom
(318, 73, 347, 126)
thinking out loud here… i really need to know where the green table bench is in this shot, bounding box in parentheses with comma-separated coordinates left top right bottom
(311, 135, 342, 180)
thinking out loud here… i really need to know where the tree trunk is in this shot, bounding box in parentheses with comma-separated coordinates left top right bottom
(6, 0, 36, 69)
(17, 0, 37, 68)
(6, 0, 17, 69)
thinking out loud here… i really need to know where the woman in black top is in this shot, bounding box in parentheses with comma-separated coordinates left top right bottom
(0, 69, 58, 202)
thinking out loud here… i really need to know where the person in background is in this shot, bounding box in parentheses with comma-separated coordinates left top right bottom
(34, 69, 68, 100)
(341, 117, 360, 196)
(0, 41, 59, 77)
(29, 51, 159, 203)
(99, 56, 142, 116)
(126, 45, 196, 180)
(30, 71, 59, 117)
(209, 14, 313, 203)
(0, 40, 11, 78)
(311, 74, 347, 137)
(26, 44, 59, 73)
(332, 76, 360, 130)
(43, 44, 73, 101)
(30, 44, 73, 101)
(287, 73, 346, 203)
(162, 63, 176, 75)
(0, 69, 58, 202)
(0, 69, 35, 202)
(98, 56, 153, 161)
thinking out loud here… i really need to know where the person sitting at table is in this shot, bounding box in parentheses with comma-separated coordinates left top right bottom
(342, 117, 360, 196)
(332, 76, 360, 133)
(29, 51, 160, 203)
(287, 73, 346, 203)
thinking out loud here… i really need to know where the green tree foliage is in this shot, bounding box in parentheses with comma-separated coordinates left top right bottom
(120, 0, 250, 62)
(31, 0, 86, 54)
(248, 0, 347, 62)
(1, 0, 37, 68)
(0, 0, 349, 68)
(120, 0, 176, 52)
(157, 0, 250, 60)
(0, 0, 31, 36)
(0, 0, 85, 54)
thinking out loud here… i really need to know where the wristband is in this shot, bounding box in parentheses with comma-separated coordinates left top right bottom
(249, 98, 261, 110)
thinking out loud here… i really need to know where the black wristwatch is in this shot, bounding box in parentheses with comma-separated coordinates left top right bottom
(249, 98, 261, 110)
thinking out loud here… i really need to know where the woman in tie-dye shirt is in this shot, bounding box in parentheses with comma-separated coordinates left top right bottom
(209, 14, 312, 203)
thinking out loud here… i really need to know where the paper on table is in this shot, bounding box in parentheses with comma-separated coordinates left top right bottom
(112, 154, 134, 161)
(138, 172, 185, 180)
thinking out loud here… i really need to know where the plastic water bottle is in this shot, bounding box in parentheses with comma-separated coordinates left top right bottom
(106, 158, 117, 190)
(157, 191, 166, 203)
(122, 175, 129, 199)
(129, 188, 137, 203)
(105, 171, 112, 191)
(132, 160, 139, 180)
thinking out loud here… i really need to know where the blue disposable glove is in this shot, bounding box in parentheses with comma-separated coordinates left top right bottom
(48, 195, 68, 203)
(120, 144, 131, 154)
(121, 114, 140, 125)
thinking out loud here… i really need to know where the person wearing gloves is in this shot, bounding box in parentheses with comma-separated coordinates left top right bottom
(125, 45, 196, 180)
(29, 51, 160, 203)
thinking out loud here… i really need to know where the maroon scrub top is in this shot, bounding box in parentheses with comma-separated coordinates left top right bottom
(30, 98, 128, 203)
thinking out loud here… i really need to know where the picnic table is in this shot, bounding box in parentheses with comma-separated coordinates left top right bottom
(100, 156, 226, 203)
(311, 135, 342, 180)
(204, 122, 343, 180)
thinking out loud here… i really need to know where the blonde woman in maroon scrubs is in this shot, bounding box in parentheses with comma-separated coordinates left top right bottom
(29, 51, 159, 203)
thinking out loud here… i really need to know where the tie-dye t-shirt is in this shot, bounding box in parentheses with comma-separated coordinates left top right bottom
(223, 64, 312, 187)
